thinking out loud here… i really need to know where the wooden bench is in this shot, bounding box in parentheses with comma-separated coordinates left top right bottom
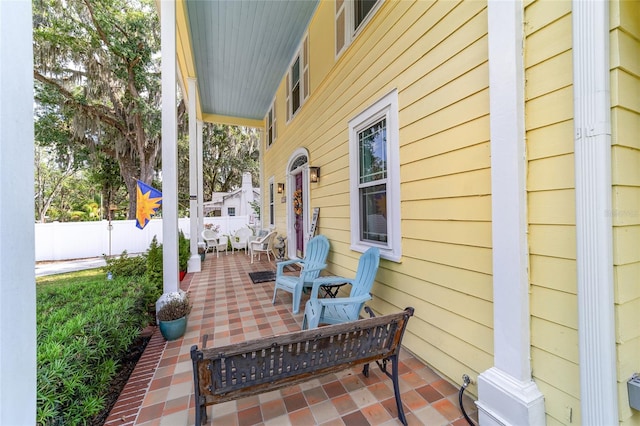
(190, 307, 414, 425)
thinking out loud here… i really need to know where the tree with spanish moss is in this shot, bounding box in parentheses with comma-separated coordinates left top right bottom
(33, 0, 166, 219)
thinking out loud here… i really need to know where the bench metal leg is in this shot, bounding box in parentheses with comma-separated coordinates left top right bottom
(390, 354, 408, 426)
(375, 355, 407, 426)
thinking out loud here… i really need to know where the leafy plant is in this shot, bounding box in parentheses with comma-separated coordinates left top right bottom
(104, 250, 147, 278)
(145, 236, 163, 290)
(36, 275, 149, 425)
(157, 293, 191, 322)
(178, 230, 190, 271)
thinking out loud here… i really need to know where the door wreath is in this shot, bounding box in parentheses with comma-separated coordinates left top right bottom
(293, 189, 303, 216)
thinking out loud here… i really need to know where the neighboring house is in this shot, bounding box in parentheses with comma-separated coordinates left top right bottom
(203, 172, 260, 222)
(172, 1, 640, 425)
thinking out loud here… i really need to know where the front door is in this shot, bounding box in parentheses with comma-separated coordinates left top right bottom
(294, 173, 304, 257)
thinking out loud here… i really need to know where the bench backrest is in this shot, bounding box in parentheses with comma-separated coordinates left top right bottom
(191, 307, 414, 406)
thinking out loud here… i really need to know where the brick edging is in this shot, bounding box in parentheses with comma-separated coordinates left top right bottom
(104, 327, 167, 425)
(105, 273, 193, 425)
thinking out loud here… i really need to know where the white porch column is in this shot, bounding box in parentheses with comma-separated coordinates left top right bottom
(572, 0, 618, 423)
(197, 120, 204, 239)
(187, 78, 201, 273)
(477, 1, 545, 424)
(160, 0, 179, 295)
(0, 1, 36, 423)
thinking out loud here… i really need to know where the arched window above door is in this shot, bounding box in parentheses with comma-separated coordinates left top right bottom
(290, 155, 308, 171)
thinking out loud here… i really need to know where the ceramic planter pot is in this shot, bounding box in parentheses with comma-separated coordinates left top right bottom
(159, 316, 188, 341)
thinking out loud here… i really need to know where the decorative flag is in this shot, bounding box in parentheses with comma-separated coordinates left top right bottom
(136, 180, 162, 229)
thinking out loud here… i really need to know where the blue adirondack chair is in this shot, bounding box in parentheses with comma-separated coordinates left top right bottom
(272, 235, 330, 314)
(302, 247, 380, 329)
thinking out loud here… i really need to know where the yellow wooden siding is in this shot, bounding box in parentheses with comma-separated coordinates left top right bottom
(307, 0, 335, 94)
(525, 50, 572, 101)
(531, 285, 578, 330)
(535, 380, 582, 426)
(403, 196, 491, 222)
(528, 154, 575, 191)
(613, 108, 640, 150)
(615, 262, 640, 303)
(527, 120, 574, 160)
(524, 1, 579, 423)
(531, 317, 579, 363)
(524, 12, 572, 69)
(262, 0, 492, 394)
(529, 255, 576, 294)
(611, 3, 640, 420)
(531, 348, 581, 426)
(528, 189, 576, 225)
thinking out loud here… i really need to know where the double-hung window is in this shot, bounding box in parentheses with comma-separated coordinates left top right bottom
(266, 101, 276, 147)
(336, 0, 382, 57)
(268, 178, 275, 227)
(286, 35, 309, 121)
(349, 89, 401, 261)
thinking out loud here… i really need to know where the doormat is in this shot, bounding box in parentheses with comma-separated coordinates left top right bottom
(249, 270, 276, 284)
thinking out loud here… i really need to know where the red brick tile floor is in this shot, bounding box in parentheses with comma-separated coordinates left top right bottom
(106, 250, 479, 426)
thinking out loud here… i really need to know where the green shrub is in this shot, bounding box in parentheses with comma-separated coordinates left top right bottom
(36, 276, 149, 425)
(104, 250, 147, 278)
(146, 236, 163, 290)
(178, 230, 190, 271)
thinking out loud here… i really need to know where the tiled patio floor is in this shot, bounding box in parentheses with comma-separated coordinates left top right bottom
(106, 251, 478, 426)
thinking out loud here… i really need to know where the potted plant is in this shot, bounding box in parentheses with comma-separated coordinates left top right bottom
(157, 292, 192, 341)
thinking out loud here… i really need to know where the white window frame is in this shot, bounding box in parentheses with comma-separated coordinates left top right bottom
(266, 100, 276, 148)
(286, 34, 309, 122)
(268, 177, 275, 227)
(336, 0, 384, 58)
(349, 89, 401, 262)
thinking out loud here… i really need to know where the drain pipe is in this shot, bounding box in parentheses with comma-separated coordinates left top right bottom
(459, 374, 476, 426)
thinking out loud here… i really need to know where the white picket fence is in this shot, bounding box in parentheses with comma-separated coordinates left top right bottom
(35, 216, 255, 261)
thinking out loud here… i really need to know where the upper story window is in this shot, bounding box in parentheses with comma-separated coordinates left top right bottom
(228, 207, 236, 217)
(349, 89, 400, 262)
(286, 34, 309, 121)
(266, 101, 276, 147)
(336, 0, 382, 57)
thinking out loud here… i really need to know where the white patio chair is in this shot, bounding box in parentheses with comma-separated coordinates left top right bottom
(201, 229, 218, 253)
(214, 235, 228, 258)
(231, 227, 253, 255)
(249, 231, 277, 264)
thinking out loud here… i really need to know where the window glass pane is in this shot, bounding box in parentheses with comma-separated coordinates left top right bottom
(336, 8, 345, 53)
(292, 84, 300, 113)
(291, 57, 300, 114)
(228, 207, 236, 216)
(269, 183, 274, 225)
(360, 184, 387, 242)
(359, 118, 387, 183)
(354, 0, 377, 30)
(292, 57, 300, 84)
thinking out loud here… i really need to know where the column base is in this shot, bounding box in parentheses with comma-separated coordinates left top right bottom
(187, 254, 201, 273)
(477, 367, 545, 426)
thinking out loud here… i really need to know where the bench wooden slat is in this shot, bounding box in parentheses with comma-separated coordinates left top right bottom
(191, 307, 414, 425)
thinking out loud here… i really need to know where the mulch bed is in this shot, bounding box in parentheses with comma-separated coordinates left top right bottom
(89, 333, 151, 425)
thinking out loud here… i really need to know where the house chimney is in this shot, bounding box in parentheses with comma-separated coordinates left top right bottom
(241, 172, 254, 216)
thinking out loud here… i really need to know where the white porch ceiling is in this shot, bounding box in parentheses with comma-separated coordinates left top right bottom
(185, 0, 319, 121)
